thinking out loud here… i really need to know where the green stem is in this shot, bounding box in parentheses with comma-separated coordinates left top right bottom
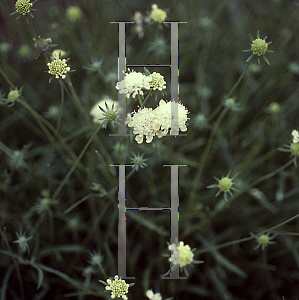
(52, 125, 102, 200)
(142, 90, 152, 107)
(226, 57, 252, 99)
(56, 80, 65, 131)
(188, 58, 252, 209)
(65, 79, 90, 124)
(188, 106, 229, 208)
(137, 94, 144, 108)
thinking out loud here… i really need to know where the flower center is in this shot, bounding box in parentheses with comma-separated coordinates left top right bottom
(251, 39, 268, 56)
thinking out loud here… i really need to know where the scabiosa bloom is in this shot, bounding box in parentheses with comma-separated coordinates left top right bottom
(148, 37, 168, 55)
(149, 72, 166, 91)
(100, 275, 131, 300)
(33, 36, 56, 60)
(250, 232, 276, 251)
(224, 97, 241, 111)
(243, 30, 273, 65)
(66, 6, 83, 22)
(150, 4, 167, 23)
(83, 58, 102, 73)
(8, 88, 22, 103)
(130, 153, 148, 171)
(146, 290, 162, 300)
(48, 58, 71, 80)
(90, 98, 119, 128)
(0, 86, 23, 106)
(207, 172, 238, 201)
(13, 230, 33, 253)
(193, 113, 208, 130)
(279, 130, 299, 166)
(266, 102, 281, 114)
(9, 149, 27, 169)
(128, 107, 160, 144)
(11, 0, 36, 19)
(169, 241, 194, 268)
(292, 130, 299, 143)
(128, 100, 189, 143)
(116, 70, 152, 99)
(154, 100, 189, 136)
(44, 105, 60, 120)
(88, 250, 103, 268)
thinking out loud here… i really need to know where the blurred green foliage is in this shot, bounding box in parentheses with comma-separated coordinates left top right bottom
(1, 0, 299, 299)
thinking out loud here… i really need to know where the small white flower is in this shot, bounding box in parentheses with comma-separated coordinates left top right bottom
(116, 70, 151, 99)
(292, 130, 299, 143)
(169, 241, 194, 268)
(146, 290, 162, 300)
(104, 275, 129, 300)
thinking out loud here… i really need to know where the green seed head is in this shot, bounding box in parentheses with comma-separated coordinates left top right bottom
(15, 0, 32, 15)
(257, 234, 269, 245)
(105, 110, 117, 122)
(251, 38, 268, 56)
(268, 102, 281, 113)
(225, 98, 235, 108)
(218, 177, 233, 193)
(8, 90, 20, 102)
(291, 143, 299, 156)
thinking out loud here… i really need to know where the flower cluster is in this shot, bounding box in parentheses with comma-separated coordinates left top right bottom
(133, 11, 144, 39)
(128, 100, 189, 144)
(116, 70, 152, 99)
(279, 130, 299, 166)
(149, 72, 166, 91)
(66, 6, 83, 22)
(15, 0, 32, 16)
(33, 36, 56, 59)
(207, 172, 238, 201)
(102, 275, 130, 300)
(243, 30, 273, 65)
(292, 130, 299, 143)
(250, 232, 276, 251)
(150, 4, 167, 23)
(169, 241, 194, 268)
(146, 290, 162, 300)
(47, 58, 71, 79)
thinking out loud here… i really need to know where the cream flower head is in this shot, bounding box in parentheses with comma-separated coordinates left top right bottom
(169, 241, 194, 268)
(116, 70, 152, 99)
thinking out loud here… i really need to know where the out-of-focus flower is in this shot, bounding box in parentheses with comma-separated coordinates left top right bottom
(150, 4, 167, 23)
(146, 290, 162, 300)
(169, 241, 194, 268)
(33, 36, 56, 59)
(13, 230, 33, 253)
(66, 6, 83, 22)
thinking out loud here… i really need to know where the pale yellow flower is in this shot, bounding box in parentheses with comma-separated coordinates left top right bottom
(116, 70, 151, 99)
(169, 241, 194, 268)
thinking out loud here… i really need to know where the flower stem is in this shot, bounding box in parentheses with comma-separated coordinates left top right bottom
(52, 125, 102, 200)
(56, 80, 65, 131)
(137, 94, 144, 108)
(188, 58, 252, 209)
